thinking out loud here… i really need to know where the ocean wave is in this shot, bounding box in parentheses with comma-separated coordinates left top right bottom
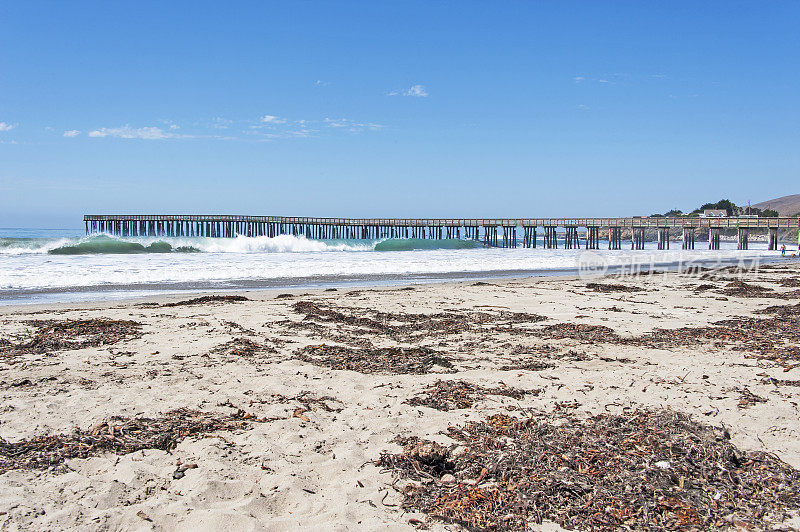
(374, 238, 480, 251)
(0, 233, 480, 255)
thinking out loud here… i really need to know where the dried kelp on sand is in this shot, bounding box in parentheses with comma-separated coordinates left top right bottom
(379, 409, 800, 531)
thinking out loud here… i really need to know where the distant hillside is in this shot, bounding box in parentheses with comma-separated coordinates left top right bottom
(752, 194, 800, 217)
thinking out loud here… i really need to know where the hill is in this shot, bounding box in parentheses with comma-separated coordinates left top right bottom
(752, 194, 800, 217)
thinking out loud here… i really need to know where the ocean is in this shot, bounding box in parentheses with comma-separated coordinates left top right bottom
(0, 228, 785, 305)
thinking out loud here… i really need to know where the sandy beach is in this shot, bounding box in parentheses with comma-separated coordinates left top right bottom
(2, 263, 800, 530)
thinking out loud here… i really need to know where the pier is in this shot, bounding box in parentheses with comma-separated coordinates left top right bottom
(84, 215, 800, 250)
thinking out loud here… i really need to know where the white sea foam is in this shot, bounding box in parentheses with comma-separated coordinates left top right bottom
(0, 238, 784, 299)
(198, 234, 375, 253)
(0, 233, 377, 255)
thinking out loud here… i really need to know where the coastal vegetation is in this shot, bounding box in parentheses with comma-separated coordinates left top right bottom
(652, 199, 779, 218)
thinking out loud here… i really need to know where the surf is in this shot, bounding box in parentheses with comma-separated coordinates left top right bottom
(0, 233, 486, 255)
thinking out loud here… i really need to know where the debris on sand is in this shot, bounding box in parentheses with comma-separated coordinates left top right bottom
(533, 323, 620, 342)
(291, 301, 546, 340)
(405, 380, 534, 411)
(761, 376, 800, 388)
(499, 358, 555, 371)
(723, 280, 800, 299)
(734, 388, 768, 409)
(162, 295, 249, 307)
(211, 337, 278, 358)
(585, 282, 644, 293)
(0, 408, 263, 472)
(693, 283, 717, 292)
(1, 318, 142, 356)
(497, 346, 587, 371)
(494, 346, 557, 370)
(295, 344, 454, 374)
(282, 391, 343, 421)
(719, 280, 775, 298)
(379, 409, 800, 531)
(779, 277, 800, 288)
(293, 301, 394, 333)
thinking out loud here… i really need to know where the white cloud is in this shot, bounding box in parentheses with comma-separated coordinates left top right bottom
(574, 74, 626, 85)
(389, 84, 429, 97)
(324, 118, 348, 128)
(324, 118, 383, 132)
(211, 116, 232, 129)
(260, 114, 286, 124)
(0, 122, 15, 132)
(87, 125, 188, 140)
(63, 130, 81, 138)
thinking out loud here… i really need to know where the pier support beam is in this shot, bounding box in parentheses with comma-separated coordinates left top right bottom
(564, 227, 580, 249)
(657, 228, 670, 250)
(483, 226, 498, 247)
(737, 228, 749, 250)
(586, 227, 600, 249)
(708, 228, 721, 250)
(632, 227, 646, 250)
(608, 227, 622, 250)
(682, 228, 695, 250)
(768, 228, 779, 250)
(522, 226, 537, 248)
(501, 226, 517, 248)
(543, 226, 558, 249)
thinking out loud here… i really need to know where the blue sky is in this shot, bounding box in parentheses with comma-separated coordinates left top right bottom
(1, 1, 798, 227)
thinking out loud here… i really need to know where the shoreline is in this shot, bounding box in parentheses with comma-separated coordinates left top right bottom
(1, 251, 790, 307)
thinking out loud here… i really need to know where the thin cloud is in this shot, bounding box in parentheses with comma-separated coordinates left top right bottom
(573, 74, 626, 85)
(72, 114, 383, 142)
(87, 125, 190, 140)
(0, 122, 16, 132)
(314, 79, 331, 86)
(324, 118, 383, 132)
(211, 116, 232, 129)
(260, 114, 287, 124)
(389, 84, 429, 97)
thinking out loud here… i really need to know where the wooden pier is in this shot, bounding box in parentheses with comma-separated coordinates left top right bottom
(84, 215, 800, 250)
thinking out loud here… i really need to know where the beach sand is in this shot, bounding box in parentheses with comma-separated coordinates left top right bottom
(2, 263, 800, 530)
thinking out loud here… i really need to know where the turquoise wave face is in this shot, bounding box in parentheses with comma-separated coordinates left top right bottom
(373, 238, 481, 251)
(47, 235, 200, 255)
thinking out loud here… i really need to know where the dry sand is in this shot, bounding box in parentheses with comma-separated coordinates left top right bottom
(1, 263, 800, 530)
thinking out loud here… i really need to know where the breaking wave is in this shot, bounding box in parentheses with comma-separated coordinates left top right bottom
(0, 233, 480, 255)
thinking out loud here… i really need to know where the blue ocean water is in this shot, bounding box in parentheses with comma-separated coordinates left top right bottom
(0, 228, 788, 305)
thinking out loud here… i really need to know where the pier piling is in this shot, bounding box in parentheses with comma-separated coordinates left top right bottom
(708, 228, 721, 250)
(768, 228, 779, 250)
(682, 228, 695, 250)
(657, 228, 670, 250)
(737, 228, 749, 250)
(632, 227, 646, 250)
